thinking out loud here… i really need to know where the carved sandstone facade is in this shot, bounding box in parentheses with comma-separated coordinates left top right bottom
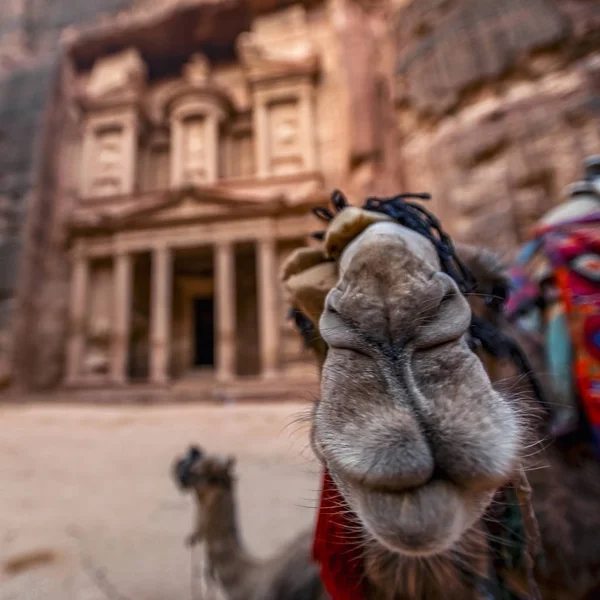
(394, 0, 600, 248)
(57, 6, 336, 389)
(3, 0, 599, 392)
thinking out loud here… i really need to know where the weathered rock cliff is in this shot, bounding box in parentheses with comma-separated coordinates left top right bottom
(394, 0, 600, 248)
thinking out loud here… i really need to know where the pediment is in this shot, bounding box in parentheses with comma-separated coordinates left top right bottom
(142, 195, 233, 224)
(104, 186, 286, 229)
(70, 183, 304, 234)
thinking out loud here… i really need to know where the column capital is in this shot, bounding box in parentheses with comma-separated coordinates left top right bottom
(255, 218, 276, 242)
(113, 246, 130, 258)
(71, 240, 88, 261)
(153, 241, 171, 252)
(215, 239, 234, 251)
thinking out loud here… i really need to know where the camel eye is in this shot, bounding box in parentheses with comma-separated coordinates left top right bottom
(483, 287, 506, 311)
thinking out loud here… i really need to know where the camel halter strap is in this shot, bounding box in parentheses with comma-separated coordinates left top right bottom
(307, 190, 544, 600)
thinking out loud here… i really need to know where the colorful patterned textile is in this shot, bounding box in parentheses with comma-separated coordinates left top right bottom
(506, 212, 600, 454)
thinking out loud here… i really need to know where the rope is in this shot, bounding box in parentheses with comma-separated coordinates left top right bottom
(190, 542, 197, 600)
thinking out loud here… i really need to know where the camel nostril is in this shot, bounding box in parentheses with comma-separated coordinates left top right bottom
(414, 275, 471, 350)
(355, 443, 435, 494)
(440, 289, 457, 305)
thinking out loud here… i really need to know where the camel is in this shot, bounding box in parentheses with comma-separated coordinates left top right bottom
(172, 445, 328, 600)
(281, 194, 600, 600)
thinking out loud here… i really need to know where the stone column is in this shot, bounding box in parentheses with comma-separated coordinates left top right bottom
(205, 114, 219, 183)
(122, 116, 137, 195)
(254, 98, 270, 178)
(79, 123, 95, 197)
(170, 118, 184, 188)
(111, 251, 133, 384)
(215, 241, 236, 381)
(257, 234, 279, 378)
(66, 248, 89, 385)
(300, 86, 317, 171)
(150, 245, 172, 384)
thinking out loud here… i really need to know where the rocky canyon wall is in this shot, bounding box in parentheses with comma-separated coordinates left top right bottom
(0, 0, 138, 387)
(393, 0, 600, 250)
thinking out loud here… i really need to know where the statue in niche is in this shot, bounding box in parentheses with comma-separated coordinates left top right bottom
(276, 115, 299, 150)
(93, 128, 123, 196)
(270, 102, 302, 174)
(183, 118, 206, 184)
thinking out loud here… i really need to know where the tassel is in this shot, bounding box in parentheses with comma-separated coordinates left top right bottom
(312, 470, 367, 600)
(513, 469, 543, 600)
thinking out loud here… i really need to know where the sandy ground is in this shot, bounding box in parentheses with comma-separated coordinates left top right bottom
(0, 402, 321, 600)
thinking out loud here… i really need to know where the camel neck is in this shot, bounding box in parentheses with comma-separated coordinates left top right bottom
(201, 486, 257, 596)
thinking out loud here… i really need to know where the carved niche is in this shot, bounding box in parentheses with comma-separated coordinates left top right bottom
(229, 117, 255, 179)
(164, 54, 232, 187)
(79, 48, 147, 198)
(93, 126, 124, 197)
(182, 115, 207, 184)
(143, 129, 170, 192)
(268, 99, 302, 175)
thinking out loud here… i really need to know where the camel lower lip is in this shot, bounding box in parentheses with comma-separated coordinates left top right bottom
(342, 479, 475, 557)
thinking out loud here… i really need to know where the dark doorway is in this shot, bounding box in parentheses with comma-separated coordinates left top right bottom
(193, 297, 214, 367)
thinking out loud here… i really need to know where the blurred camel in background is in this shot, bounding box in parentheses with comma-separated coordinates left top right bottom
(173, 445, 327, 600)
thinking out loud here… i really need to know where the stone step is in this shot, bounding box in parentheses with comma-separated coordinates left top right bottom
(2, 375, 319, 405)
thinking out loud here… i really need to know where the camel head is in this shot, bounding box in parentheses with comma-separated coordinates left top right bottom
(173, 445, 236, 500)
(284, 200, 526, 561)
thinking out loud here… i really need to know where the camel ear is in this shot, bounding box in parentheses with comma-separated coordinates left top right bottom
(226, 455, 236, 471)
(280, 246, 328, 281)
(280, 247, 338, 327)
(280, 208, 393, 324)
